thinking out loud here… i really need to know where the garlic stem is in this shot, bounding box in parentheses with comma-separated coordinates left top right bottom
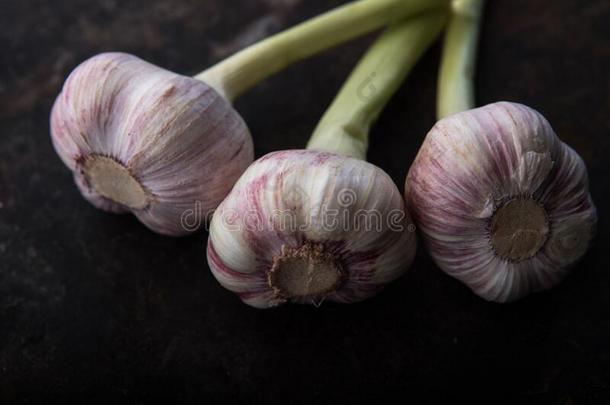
(196, 0, 449, 101)
(306, 11, 447, 160)
(437, 0, 485, 119)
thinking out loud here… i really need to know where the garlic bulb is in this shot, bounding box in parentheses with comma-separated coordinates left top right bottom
(51, 52, 253, 236)
(50, 0, 448, 235)
(405, 102, 597, 302)
(208, 150, 416, 308)
(206, 13, 447, 308)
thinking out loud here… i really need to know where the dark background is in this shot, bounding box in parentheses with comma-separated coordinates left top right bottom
(1, 0, 609, 403)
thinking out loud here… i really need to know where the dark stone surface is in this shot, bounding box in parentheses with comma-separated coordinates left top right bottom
(1, 0, 609, 403)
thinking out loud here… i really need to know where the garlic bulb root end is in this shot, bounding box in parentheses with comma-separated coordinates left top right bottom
(268, 243, 345, 300)
(490, 197, 549, 262)
(80, 154, 149, 210)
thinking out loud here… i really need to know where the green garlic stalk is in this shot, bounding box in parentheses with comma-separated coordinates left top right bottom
(307, 11, 448, 159)
(198, 0, 449, 101)
(436, 0, 484, 118)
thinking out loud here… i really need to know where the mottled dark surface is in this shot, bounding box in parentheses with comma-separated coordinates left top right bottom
(1, 0, 609, 403)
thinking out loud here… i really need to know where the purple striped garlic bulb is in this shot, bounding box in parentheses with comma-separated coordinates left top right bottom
(205, 11, 447, 308)
(51, 53, 253, 236)
(207, 150, 416, 308)
(406, 102, 597, 302)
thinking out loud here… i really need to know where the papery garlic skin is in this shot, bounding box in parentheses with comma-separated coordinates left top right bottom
(51, 52, 253, 236)
(208, 150, 416, 308)
(406, 102, 597, 302)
